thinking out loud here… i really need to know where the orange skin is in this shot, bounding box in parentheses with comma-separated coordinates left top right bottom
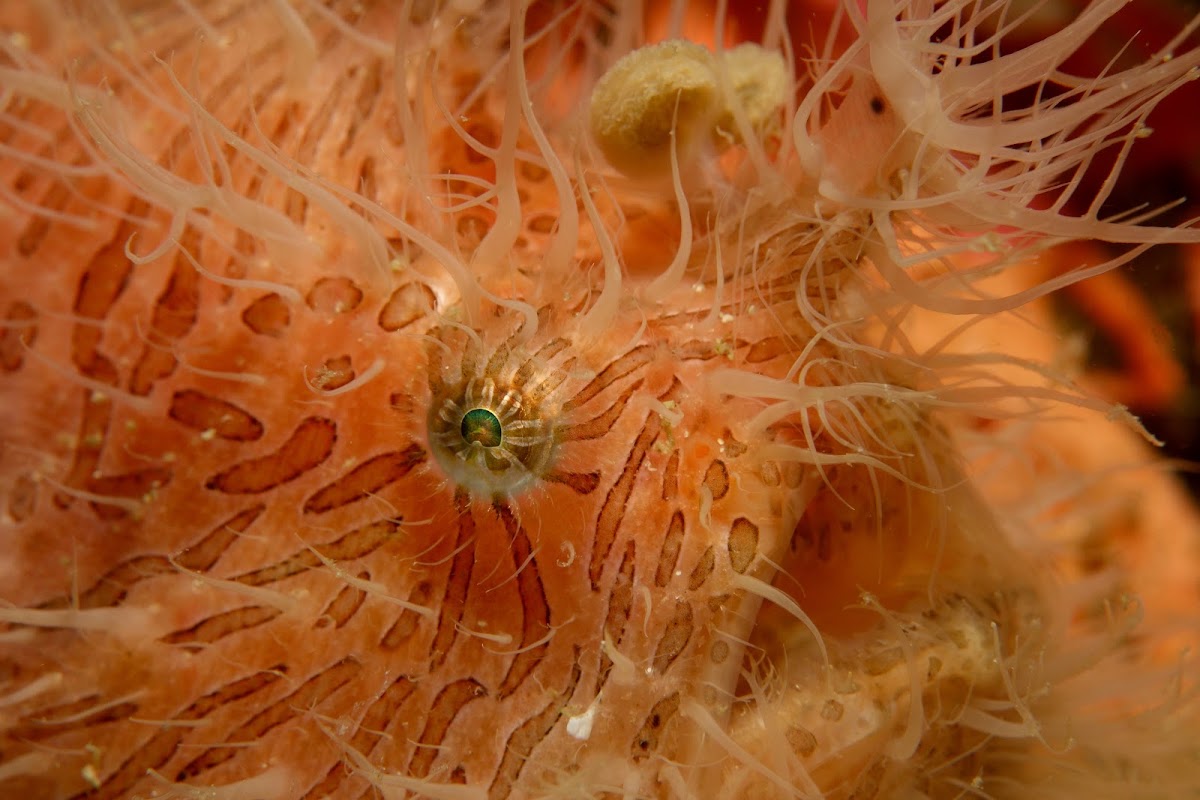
(2, 1, 1199, 799)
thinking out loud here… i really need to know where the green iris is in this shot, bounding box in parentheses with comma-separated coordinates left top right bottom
(461, 408, 503, 448)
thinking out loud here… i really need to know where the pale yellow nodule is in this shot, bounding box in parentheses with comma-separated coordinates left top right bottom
(589, 39, 788, 177)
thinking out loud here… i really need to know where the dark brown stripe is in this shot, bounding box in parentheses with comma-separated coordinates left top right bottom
(206, 417, 336, 494)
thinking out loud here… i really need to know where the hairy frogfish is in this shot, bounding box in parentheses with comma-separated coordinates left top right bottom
(1, 1, 1199, 798)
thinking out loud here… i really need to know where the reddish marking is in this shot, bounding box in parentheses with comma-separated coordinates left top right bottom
(303, 445, 426, 514)
(631, 693, 681, 761)
(315, 573, 368, 629)
(496, 506, 552, 699)
(429, 493, 475, 669)
(232, 518, 399, 587)
(175, 505, 266, 572)
(55, 375, 114, 509)
(161, 605, 282, 646)
(408, 679, 486, 779)
(206, 417, 336, 494)
(130, 250, 200, 395)
(652, 601, 694, 674)
(169, 389, 264, 441)
(379, 282, 436, 332)
(240, 292, 291, 337)
(597, 541, 636, 695)
(70, 206, 146, 373)
(655, 512, 685, 588)
(86, 467, 172, 520)
(489, 661, 582, 800)
(175, 659, 359, 780)
(307, 276, 364, 314)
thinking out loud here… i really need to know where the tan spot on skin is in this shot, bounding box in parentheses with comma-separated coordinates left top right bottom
(688, 545, 715, 590)
(702, 459, 730, 500)
(655, 510, 685, 587)
(721, 430, 748, 457)
(652, 601, 694, 674)
(864, 646, 905, 676)
(69, 728, 185, 800)
(306, 276, 364, 314)
(17, 182, 69, 256)
(597, 541, 636, 694)
(66, 670, 286, 800)
(379, 281, 436, 331)
(557, 379, 643, 441)
(631, 693, 681, 761)
(130, 252, 201, 395)
(746, 336, 789, 363)
(178, 669, 288, 721)
(758, 460, 781, 487)
(787, 726, 818, 757)
(456, 212, 494, 247)
(527, 212, 555, 234)
(241, 292, 291, 337)
(563, 345, 653, 413)
(309, 354, 356, 391)
(821, 699, 844, 721)
(728, 517, 759, 573)
(389, 391, 417, 414)
(169, 389, 264, 441)
(543, 469, 602, 494)
(70, 206, 145, 372)
(55, 366, 113, 509)
(661, 449, 680, 499)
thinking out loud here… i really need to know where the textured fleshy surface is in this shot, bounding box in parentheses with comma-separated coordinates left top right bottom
(1, 2, 1198, 799)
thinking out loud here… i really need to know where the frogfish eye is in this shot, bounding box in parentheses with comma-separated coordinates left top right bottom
(461, 408, 502, 448)
(427, 358, 559, 500)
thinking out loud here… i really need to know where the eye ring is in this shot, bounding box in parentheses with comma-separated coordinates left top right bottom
(461, 407, 503, 448)
(428, 373, 558, 499)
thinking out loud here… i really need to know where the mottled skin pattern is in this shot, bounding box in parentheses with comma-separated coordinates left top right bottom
(0, 3, 822, 797)
(1, 1, 1198, 799)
